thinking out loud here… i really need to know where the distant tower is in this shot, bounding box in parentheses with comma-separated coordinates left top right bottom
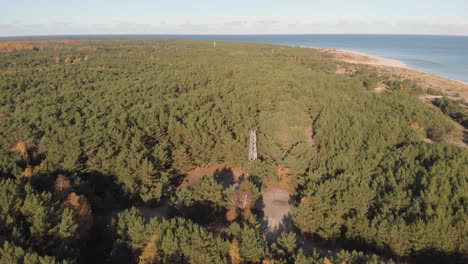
(213, 41, 216, 48)
(249, 130, 257, 162)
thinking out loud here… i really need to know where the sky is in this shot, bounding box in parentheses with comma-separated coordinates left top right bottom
(1, 0, 468, 36)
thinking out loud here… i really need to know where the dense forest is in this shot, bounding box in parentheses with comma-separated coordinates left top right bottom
(0, 39, 466, 263)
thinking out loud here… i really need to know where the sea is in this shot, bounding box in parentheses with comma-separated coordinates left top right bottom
(3, 34, 468, 82)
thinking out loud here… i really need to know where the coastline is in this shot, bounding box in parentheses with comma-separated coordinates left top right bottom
(315, 46, 467, 148)
(312, 47, 468, 86)
(318, 48, 409, 69)
(305, 47, 468, 101)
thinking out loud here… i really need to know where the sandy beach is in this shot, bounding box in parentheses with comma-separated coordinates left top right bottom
(310, 47, 468, 100)
(320, 48, 468, 84)
(319, 48, 409, 68)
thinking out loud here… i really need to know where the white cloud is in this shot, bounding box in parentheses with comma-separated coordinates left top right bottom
(0, 20, 467, 36)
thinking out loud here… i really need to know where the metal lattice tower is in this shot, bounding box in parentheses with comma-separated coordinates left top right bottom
(249, 130, 257, 162)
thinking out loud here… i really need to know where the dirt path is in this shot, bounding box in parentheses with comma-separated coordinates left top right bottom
(305, 125, 315, 146)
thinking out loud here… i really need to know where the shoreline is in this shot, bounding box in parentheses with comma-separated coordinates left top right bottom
(306, 46, 468, 86)
(318, 48, 409, 69)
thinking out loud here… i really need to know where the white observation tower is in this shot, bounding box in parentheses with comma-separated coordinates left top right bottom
(249, 130, 257, 162)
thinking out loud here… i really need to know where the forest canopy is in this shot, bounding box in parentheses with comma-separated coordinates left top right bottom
(0, 39, 466, 263)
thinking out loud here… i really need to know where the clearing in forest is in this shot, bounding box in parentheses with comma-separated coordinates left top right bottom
(178, 163, 245, 189)
(258, 188, 291, 232)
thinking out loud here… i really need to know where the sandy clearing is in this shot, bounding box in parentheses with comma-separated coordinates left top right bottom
(258, 188, 291, 232)
(335, 64, 347, 74)
(178, 162, 245, 189)
(374, 82, 387, 93)
(418, 94, 460, 102)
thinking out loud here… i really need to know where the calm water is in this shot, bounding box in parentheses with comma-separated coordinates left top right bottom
(4, 34, 468, 82)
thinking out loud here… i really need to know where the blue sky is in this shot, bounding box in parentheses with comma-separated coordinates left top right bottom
(2, 0, 467, 36)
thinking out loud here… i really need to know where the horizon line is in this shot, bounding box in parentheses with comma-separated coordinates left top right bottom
(2, 33, 468, 39)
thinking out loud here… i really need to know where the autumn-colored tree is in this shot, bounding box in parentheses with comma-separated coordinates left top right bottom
(11, 140, 28, 158)
(277, 165, 293, 190)
(226, 181, 259, 221)
(11, 140, 33, 177)
(323, 257, 332, 264)
(139, 234, 159, 264)
(226, 206, 238, 222)
(61, 192, 93, 237)
(229, 239, 241, 264)
(21, 166, 33, 177)
(54, 174, 72, 200)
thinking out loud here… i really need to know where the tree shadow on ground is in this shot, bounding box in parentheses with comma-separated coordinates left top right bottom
(255, 193, 293, 242)
(214, 167, 236, 188)
(265, 214, 293, 242)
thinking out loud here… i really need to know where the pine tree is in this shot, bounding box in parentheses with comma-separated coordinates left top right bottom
(160, 230, 178, 261)
(272, 232, 298, 262)
(238, 217, 266, 263)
